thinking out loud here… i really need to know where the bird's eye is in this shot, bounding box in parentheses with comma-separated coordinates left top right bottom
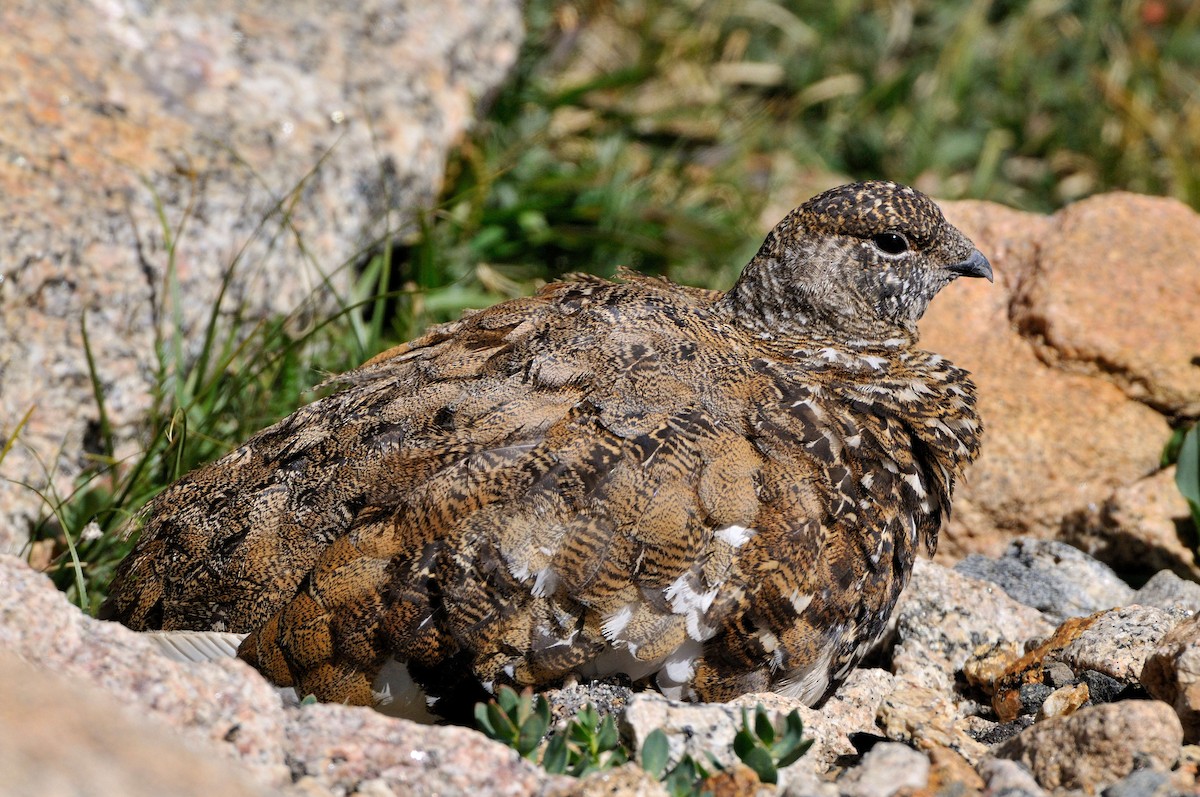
(871, 232, 908, 256)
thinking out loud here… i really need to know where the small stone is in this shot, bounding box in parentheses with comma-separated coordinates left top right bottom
(1017, 683, 1053, 717)
(1044, 661, 1076, 688)
(1136, 569, 1200, 615)
(778, 766, 839, 797)
(1080, 669, 1129, 705)
(1142, 613, 1200, 742)
(1060, 605, 1179, 683)
(697, 762, 772, 797)
(963, 642, 1024, 695)
(923, 744, 986, 796)
(574, 762, 670, 797)
(1036, 683, 1089, 720)
(967, 716, 1034, 746)
(836, 742, 930, 797)
(976, 758, 1047, 797)
(993, 701, 1183, 793)
(954, 538, 1135, 623)
(1100, 768, 1169, 797)
(876, 679, 989, 763)
(993, 614, 1099, 722)
(892, 560, 1054, 686)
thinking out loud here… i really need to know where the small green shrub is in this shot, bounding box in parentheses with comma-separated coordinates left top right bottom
(475, 690, 812, 793)
(474, 686, 552, 760)
(542, 703, 629, 777)
(733, 704, 815, 785)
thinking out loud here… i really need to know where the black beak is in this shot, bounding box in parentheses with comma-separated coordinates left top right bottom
(948, 249, 993, 282)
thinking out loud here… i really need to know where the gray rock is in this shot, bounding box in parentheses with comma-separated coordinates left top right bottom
(1142, 613, 1200, 743)
(1044, 661, 1076, 688)
(835, 742, 929, 797)
(0, 0, 523, 552)
(892, 559, 1054, 683)
(993, 701, 1183, 793)
(976, 758, 1047, 797)
(1136, 570, 1200, 615)
(1059, 605, 1179, 684)
(779, 766, 839, 797)
(622, 667, 893, 776)
(954, 538, 1135, 623)
(1101, 768, 1170, 797)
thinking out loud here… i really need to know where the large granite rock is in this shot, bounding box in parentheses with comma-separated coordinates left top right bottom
(0, 0, 522, 552)
(0, 555, 568, 796)
(924, 197, 1197, 565)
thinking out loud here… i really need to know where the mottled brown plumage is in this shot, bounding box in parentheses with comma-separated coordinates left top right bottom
(102, 181, 991, 717)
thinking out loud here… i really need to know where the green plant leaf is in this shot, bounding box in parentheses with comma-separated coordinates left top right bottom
(753, 704, 775, 746)
(733, 724, 757, 760)
(641, 729, 670, 779)
(542, 732, 569, 774)
(739, 745, 778, 784)
(487, 701, 518, 742)
(497, 685, 520, 715)
(1163, 426, 1188, 467)
(474, 702, 496, 737)
(776, 737, 814, 769)
(596, 714, 620, 752)
(516, 702, 549, 757)
(1176, 425, 1200, 510)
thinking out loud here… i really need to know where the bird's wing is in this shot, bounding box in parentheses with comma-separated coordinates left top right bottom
(103, 275, 963, 710)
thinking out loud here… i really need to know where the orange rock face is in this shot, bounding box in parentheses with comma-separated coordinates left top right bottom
(924, 197, 1197, 568)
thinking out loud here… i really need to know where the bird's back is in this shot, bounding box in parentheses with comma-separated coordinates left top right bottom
(103, 269, 978, 712)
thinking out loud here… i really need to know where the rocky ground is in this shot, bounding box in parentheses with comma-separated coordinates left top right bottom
(4, 2, 1200, 796)
(5, 539, 1200, 796)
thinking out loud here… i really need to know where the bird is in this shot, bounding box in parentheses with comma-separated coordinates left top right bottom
(101, 180, 991, 721)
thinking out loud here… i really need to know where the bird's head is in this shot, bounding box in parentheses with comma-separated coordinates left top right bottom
(723, 180, 991, 343)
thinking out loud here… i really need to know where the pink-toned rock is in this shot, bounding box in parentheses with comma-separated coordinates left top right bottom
(623, 667, 895, 776)
(1015, 193, 1200, 418)
(1143, 614, 1200, 743)
(0, 556, 291, 783)
(1057, 604, 1179, 684)
(0, 0, 523, 552)
(924, 201, 1172, 559)
(0, 555, 567, 796)
(992, 700, 1183, 793)
(1064, 467, 1200, 582)
(285, 703, 568, 797)
(0, 653, 280, 797)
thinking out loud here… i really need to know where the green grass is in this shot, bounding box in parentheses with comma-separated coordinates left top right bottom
(19, 0, 1200, 607)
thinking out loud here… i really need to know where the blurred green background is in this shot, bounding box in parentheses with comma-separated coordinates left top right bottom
(398, 0, 1200, 330)
(28, 0, 1200, 607)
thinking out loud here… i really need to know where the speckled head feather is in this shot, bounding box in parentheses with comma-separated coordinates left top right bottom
(723, 180, 990, 341)
(102, 181, 989, 721)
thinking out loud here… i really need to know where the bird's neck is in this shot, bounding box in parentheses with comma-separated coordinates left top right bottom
(718, 254, 918, 349)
